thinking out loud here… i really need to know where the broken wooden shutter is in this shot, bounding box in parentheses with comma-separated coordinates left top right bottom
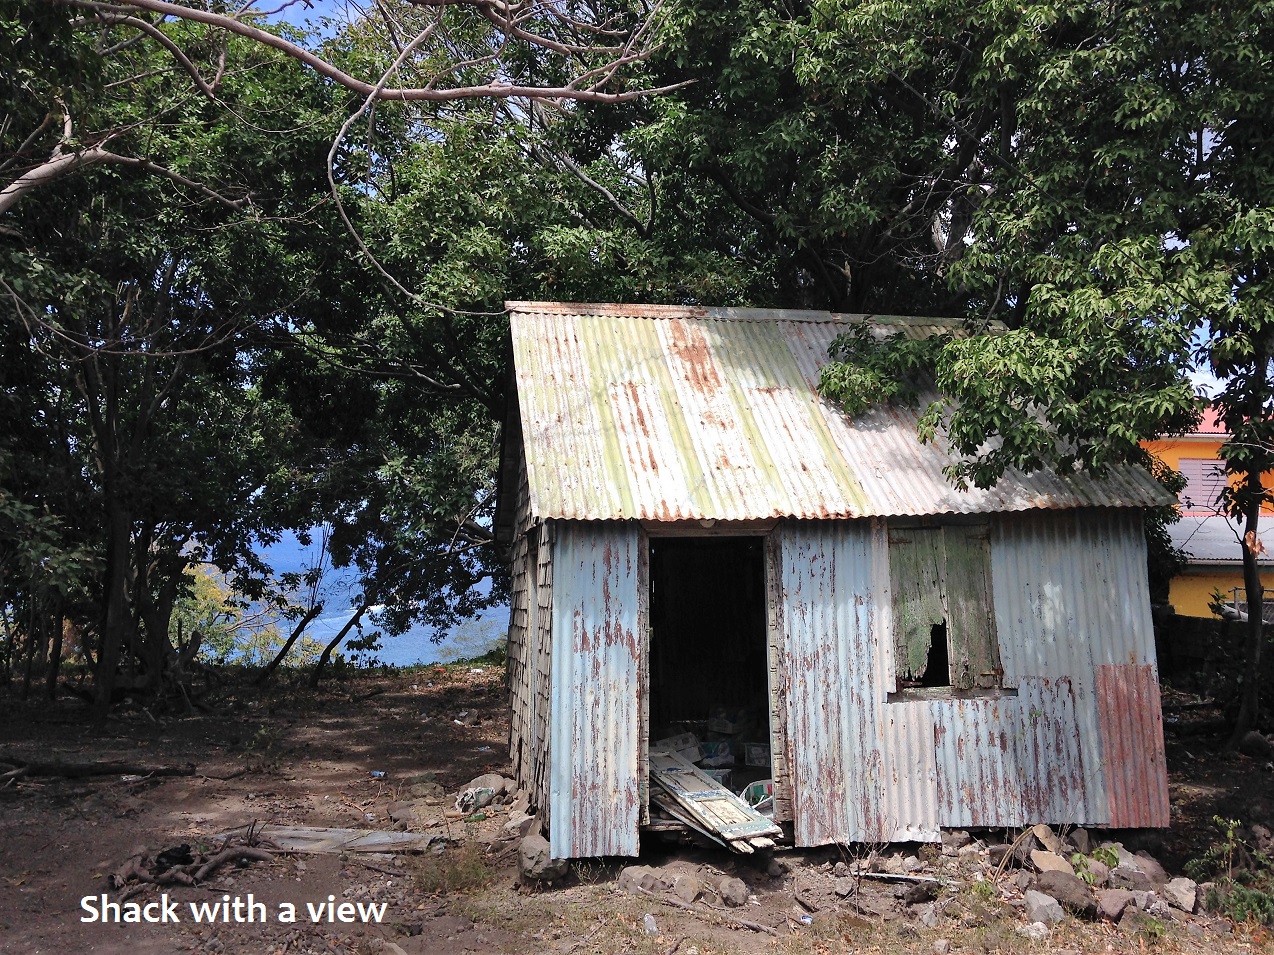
(943, 524, 1000, 690)
(888, 527, 947, 685)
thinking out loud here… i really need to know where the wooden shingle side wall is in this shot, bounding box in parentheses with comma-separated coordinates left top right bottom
(530, 522, 554, 824)
(506, 431, 534, 792)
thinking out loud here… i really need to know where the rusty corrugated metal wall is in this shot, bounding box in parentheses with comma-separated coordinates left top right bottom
(991, 510, 1168, 828)
(548, 522, 644, 858)
(527, 509, 1166, 855)
(772, 509, 1167, 846)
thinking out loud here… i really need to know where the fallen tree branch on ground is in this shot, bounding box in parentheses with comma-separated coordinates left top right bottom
(109, 836, 279, 892)
(0, 755, 196, 779)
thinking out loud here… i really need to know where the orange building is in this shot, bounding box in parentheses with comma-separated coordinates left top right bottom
(1143, 409, 1274, 617)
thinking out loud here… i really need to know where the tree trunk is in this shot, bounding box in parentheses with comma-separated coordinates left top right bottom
(254, 603, 324, 687)
(308, 602, 370, 689)
(93, 498, 133, 721)
(1228, 488, 1265, 746)
(0, 604, 14, 684)
(45, 611, 63, 700)
(136, 555, 182, 696)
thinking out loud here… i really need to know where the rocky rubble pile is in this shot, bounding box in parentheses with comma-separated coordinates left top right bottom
(592, 823, 1240, 943)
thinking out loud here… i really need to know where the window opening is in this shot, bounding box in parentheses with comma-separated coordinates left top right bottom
(889, 524, 1003, 695)
(920, 623, 950, 689)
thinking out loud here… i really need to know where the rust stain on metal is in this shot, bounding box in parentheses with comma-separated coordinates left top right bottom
(507, 304, 1173, 523)
(1096, 664, 1169, 827)
(667, 320, 722, 394)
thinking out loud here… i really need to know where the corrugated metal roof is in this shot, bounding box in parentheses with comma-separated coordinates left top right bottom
(509, 302, 1174, 521)
(1170, 513, 1274, 565)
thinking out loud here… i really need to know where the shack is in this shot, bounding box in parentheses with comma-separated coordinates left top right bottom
(495, 302, 1175, 859)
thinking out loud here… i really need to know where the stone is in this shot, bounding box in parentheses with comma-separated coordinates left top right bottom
(616, 866, 661, 894)
(833, 861, 852, 877)
(1095, 888, 1134, 921)
(917, 903, 940, 929)
(671, 874, 702, 904)
(833, 878, 856, 898)
(933, 940, 951, 955)
(1032, 824, 1064, 854)
(902, 881, 941, 905)
(1109, 864, 1153, 891)
(1071, 828, 1091, 854)
(958, 844, 983, 859)
(942, 829, 972, 850)
(502, 812, 537, 838)
(509, 790, 531, 816)
(1030, 850, 1076, 877)
(1238, 731, 1273, 760)
(1163, 877, 1197, 913)
(465, 772, 507, 793)
(902, 855, 925, 873)
(1034, 870, 1097, 918)
(718, 876, 750, 907)
(518, 832, 569, 882)
(1133, 851, 1170, 886)
(1016, 922, 1050, 942)
(1023, 890, 1065, 926)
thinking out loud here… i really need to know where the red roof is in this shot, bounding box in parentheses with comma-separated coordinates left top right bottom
(1197, 407, 1226, 435)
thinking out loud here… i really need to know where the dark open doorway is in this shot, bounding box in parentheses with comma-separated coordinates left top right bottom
(648, 536, 771, 791)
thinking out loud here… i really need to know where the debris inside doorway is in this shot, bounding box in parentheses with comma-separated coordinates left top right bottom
(648, 748, 783, 853)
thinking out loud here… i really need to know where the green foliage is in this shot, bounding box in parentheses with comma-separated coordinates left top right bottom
(171, 567, 244, 664)
(1186, 816, 1274, 926)
(1091, 845, 1120, 870)
(1070, 852, 1096, 886)
(967, 878, 997, 902)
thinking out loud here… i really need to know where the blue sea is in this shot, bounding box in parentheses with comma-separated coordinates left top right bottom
(256, 532, 508, 667)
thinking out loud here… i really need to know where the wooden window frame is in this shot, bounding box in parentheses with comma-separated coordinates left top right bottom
(887, 521, 1005, 699)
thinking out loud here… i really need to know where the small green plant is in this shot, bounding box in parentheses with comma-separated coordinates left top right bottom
(1071, 852, 1096, 885)
(968, 878, 996, 902)
(1092, 844, 1119, 869)
(1139, 914, 1166, 943)
(1186, 816, 1274, 927)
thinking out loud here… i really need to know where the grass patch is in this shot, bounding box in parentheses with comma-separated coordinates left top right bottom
(410, 839, 497, 895)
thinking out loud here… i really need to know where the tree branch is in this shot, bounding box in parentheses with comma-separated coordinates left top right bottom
(52, 0, 687, 103)
(0, 141, 249, 215)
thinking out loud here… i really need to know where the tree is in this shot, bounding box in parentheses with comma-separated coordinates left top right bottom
(810, 0, 1273, 741)
(2, 0, 703, 709)
(5, 0, 673, 218)
(1, 5, 366, 715)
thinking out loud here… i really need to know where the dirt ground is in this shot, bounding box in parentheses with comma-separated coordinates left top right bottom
(0, 667, 1271, 955)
